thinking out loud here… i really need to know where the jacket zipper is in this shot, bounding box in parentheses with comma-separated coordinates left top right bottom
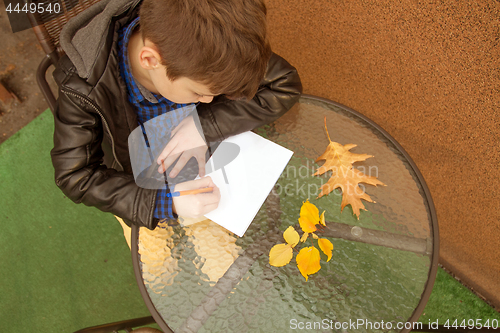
(62, 89, 124, 172)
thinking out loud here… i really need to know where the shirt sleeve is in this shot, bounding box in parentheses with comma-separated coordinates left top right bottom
(153, 186, 176, 219)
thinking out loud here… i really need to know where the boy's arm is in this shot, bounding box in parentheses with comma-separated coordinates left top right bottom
(197, 53, 302, 142)
(51, 90, 159, 230)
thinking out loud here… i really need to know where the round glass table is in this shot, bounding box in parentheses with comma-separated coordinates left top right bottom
(131, 95, 439, 333)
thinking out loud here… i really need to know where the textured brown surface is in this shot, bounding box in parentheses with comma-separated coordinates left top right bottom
(266, 0, 500, 309)
(0, 0, 55, 144)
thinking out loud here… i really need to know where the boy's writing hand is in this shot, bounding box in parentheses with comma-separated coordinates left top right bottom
(171, 177, 220, 218)
(157, 116, 207, 178)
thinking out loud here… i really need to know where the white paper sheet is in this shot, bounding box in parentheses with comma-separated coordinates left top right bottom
(203, 131, 293, 236)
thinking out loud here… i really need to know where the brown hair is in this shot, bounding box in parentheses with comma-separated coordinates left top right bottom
(139, 0, 271, 100)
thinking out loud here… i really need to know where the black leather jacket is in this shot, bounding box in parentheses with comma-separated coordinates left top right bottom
(51, 0, 302, 230)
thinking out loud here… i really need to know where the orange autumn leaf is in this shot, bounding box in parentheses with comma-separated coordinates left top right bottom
(296, 246, 321, 281)
(269, 226, 300, 267)
(269, 202, 335, 281)
(298, 200, 325, 233)
(318, 238, 334, 261)
(314, 118, 385, 218)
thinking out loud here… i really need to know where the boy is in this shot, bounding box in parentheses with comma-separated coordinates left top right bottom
(51, 0, 302, 234)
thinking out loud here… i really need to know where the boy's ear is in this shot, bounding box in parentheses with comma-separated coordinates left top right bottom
(138, 39, 162, 70)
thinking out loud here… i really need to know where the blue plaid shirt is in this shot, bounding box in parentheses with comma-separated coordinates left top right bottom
(118, 17, 192, 220)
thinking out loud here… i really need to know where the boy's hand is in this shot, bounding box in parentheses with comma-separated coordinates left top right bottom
(157, 116, 207, 178)
(172, 177, 220, 218)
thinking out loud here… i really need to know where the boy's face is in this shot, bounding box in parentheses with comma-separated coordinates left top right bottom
(149, 66, 216, 104)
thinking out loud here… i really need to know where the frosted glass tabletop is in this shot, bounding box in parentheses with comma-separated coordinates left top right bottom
(132, 95, 438, 333)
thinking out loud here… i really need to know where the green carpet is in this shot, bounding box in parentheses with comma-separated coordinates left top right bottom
(0, 110, 498, 332)
(0, 110, 155, 332)
(419, 268, 500, 329)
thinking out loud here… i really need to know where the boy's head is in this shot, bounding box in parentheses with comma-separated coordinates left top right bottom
(139, 0, 271, 102)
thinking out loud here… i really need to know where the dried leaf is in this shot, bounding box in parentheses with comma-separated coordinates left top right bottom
(318, 238, 334, 261)
(298, 200, 319, 233)
(319, 211, 326, 226)
(296, 246, 321, 281)
(270, 226, 300, 267)
(314, 118, 385, 218)
(283, 226, 300, 247)
(269, 244, 293, 267)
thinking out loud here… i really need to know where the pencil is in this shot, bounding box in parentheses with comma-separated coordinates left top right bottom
(167, 187, 214, 197)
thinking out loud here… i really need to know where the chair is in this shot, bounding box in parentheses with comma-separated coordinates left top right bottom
(27, 0, 101, 113)
(27, 1, 161, 332)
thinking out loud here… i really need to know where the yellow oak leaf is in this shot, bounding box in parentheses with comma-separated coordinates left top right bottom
(318, 238, 334, 261)
(283, 226, 300, 247)
(296, 246, 321, 281)
(269, 244, 293, 267)
(314, 118, 385, 218)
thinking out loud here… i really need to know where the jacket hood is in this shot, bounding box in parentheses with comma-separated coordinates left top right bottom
(59, 0, 141, 79)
